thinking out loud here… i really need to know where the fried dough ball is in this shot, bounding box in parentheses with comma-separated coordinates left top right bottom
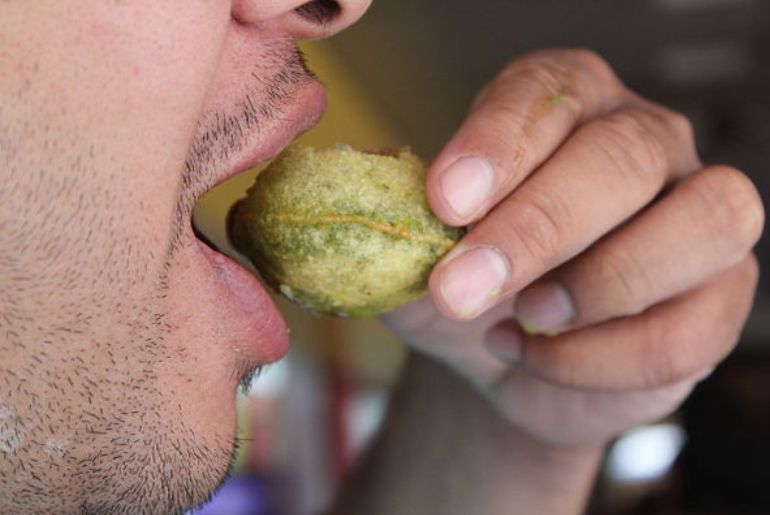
(230, 144, 463, 318)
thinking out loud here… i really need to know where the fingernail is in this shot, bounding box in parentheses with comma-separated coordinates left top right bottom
(439, 246, 509, 318)
(485, 325, 522, 364)
(440, 156, 495, 220)
(515, 282, 575, 334)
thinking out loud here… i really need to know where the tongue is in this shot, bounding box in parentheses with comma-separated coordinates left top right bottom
(197, 240, 289, 363)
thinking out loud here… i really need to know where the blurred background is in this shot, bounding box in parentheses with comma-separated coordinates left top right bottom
(190, 0, 770, 513)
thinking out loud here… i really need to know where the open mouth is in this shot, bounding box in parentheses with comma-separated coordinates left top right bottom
(190, 77, 327, 253)
(184, 79, 327, 367)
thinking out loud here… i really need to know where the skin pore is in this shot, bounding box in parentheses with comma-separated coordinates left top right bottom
(0, 1, 353, 512)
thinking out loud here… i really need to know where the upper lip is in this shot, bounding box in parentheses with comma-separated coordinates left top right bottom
(193, 78, 326, 259)
(215, 80, 327, 189)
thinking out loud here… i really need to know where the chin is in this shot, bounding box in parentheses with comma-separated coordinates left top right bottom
(78, 231, 256, 514)
(109, 69, 330, 513)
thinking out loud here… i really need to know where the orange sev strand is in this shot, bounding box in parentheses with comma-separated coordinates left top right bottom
(273, 213, 454, 249)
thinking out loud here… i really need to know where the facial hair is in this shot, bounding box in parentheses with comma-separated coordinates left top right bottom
(0, 41, 314, 514)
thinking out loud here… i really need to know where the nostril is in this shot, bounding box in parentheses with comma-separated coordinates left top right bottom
(295, 0, 341, 25)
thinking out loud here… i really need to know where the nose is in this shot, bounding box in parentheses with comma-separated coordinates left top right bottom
(232, 0, 372, 40)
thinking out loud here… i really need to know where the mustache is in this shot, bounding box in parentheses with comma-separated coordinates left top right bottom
(168, 46, 315, 255)
(184, 46, 314, 186)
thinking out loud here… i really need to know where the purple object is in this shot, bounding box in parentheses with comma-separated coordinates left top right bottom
(188, 476, 270, 515)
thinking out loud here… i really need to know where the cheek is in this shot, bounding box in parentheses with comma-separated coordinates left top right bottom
(1, 2, 249, 508)
(7, 0, 234, 260)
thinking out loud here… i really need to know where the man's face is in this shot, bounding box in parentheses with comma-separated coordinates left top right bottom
(0, 1, 369, 512)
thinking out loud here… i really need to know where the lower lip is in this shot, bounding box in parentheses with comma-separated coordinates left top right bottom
(190, 80, 326, 364)
(196, 240, 289, 363)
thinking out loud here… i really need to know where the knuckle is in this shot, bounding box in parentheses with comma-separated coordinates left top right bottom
(510, 192, 566, 259)
(468, 110, 531, 180)
(582, 110, 668, 184)
(649, 104, 701, 170)
(506, 56, 572, 97)
(589, 246, 649, 315)
(565, 48, 624, 97)
(663, 108, 696, 148)
(482, 102, 530, 145)
(504, 51, 585, 111)
(501, 48, 622, 124)
(565, 48, 614, 78)
(690, 166, 765, 251)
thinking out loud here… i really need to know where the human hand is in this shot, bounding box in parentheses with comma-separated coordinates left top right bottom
(383, 49, 764, 448)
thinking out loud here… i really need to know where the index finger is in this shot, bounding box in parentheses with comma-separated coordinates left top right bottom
(426, 48, 628, 226)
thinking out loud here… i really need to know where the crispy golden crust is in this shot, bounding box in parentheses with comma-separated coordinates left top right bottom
(232, 144, 464, 318)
